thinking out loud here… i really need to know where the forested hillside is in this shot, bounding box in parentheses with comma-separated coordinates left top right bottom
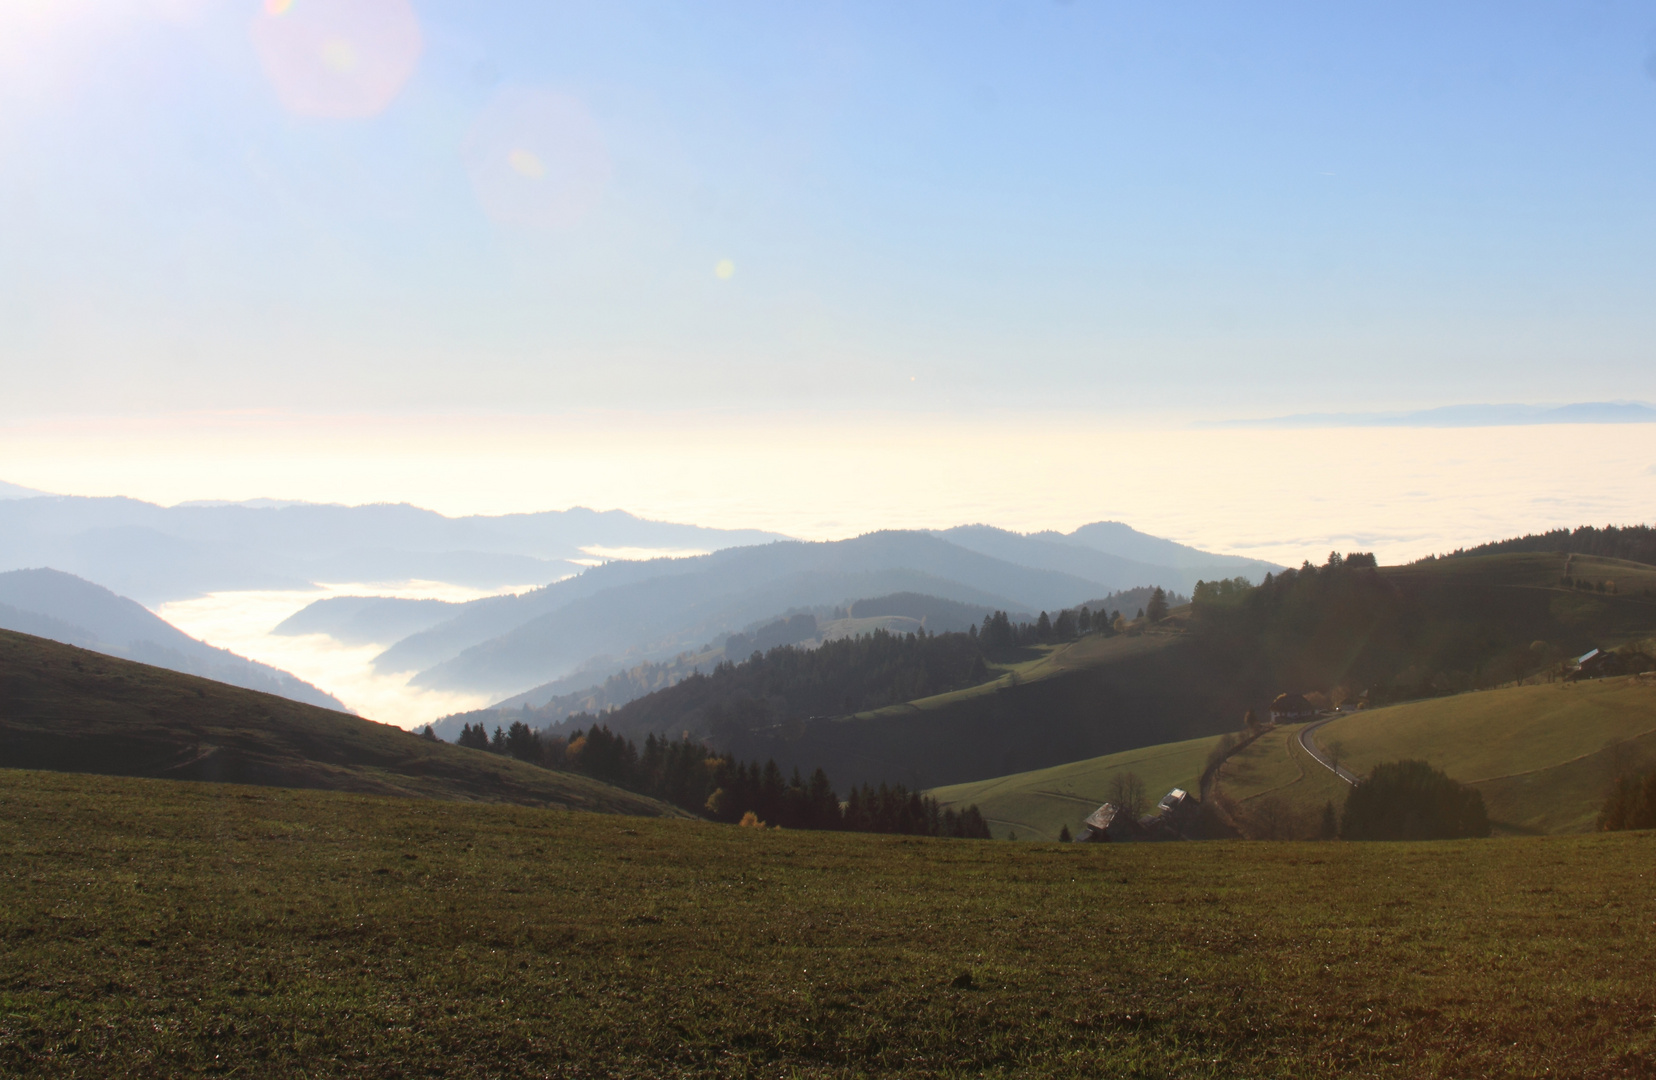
(708, 548, 1656, 791)
(585, 628, 992, 742)
(1440, 524, 1656, 567)
(1192, 550, 1656, 701)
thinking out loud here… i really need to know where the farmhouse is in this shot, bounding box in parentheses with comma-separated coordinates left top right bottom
(1269, 692, 1316, 724)
(1076, 788, 1200, 842)
(1568, 648, 1623, 681)
(1075, 802, 1142, 843)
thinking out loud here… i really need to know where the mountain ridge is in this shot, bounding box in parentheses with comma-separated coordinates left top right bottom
(0, 568, 344, 711)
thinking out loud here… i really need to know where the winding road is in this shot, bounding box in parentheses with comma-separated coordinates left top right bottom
(1296, 714, 1361, 785)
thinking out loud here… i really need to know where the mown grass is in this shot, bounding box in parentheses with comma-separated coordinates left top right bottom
(927, 732, 1222, 841)
(5, 769, 1656, 1078)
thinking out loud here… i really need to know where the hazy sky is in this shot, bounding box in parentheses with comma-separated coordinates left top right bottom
(5, 0, 1656, 422)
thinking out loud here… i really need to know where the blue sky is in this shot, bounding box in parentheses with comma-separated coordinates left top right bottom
(3, 0, 1655, 420)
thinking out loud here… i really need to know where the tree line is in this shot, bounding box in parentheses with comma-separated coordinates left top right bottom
(1438, 524, 1656, 567)
(598, 626, 991, 740)
(454, 719, 992, 838)
(1185, 548, 1615, 704)
(975, 591, 1178, 651)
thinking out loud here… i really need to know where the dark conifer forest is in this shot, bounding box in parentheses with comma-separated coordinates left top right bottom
(453, 719, 992, 838)
(1441, 524, 1656, 566)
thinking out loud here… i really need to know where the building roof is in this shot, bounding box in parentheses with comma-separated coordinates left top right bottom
(1084, 803, 1122, 832)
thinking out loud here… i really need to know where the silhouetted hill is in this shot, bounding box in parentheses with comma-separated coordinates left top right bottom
(846, 592, 1014, 632)
(1438, 524, 1656, 567)
(382, 533, 1101, 695)
(0, 629, 681, 816)
(0, 568, 344, 710)
(274, 595, 460, 646)
(935, 524, 1278, 589)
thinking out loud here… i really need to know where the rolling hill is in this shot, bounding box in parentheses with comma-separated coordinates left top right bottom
(928, 732, 1228, 841)
(1303, 675, 1656, 834)
(371, 527, 1269, 702)
(0, 628, 681, 816)
(0, 567, 344, 710)
(701, 549, 1656, 793)
(933, 523, 1277, 591)
(378, 532, 1103, 695)
(942, 672, 1656, 842)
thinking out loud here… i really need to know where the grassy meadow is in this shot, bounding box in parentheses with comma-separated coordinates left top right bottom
(1308, 675, 1656, 834)
(854, 631, 1179, 723)
(1212, 723, 1361, 835)
(928, 732, 1223, 841)
(5, 768, 1656, 1078)
(946, 673, 1656, 841)
(0, 629, 680, 815)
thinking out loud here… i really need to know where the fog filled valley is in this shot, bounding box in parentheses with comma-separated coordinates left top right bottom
(10, 1, 1656, 1070)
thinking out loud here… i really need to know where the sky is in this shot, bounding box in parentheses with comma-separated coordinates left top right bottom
(1, 1, 1654, 550)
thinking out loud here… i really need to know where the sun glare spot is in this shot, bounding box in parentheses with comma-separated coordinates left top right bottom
(251, 0, 421, 119)
(507, 148, 545, 179)
(715, 259, 735, 280)
(320, 36, 357, 72)
(463, 89, 611, 229)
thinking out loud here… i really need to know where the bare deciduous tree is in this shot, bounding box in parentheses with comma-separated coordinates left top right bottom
(1108, 771, 1148, 820)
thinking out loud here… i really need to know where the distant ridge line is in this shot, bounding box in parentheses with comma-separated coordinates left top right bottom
(1200, 401, 1656, 430)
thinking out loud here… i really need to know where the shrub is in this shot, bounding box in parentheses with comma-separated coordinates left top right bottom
(1340, 760, 1490, 840)
(1599, 770, 1656, 831)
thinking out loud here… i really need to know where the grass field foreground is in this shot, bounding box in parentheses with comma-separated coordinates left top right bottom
(4, 769, 1656, 1078)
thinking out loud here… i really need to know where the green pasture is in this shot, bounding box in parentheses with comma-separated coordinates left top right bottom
(857, 629, 1179, 722)
(1212, 723, 1353, 834)
(4, 768, 1656, 1078)
(927, 731, 1223, 841)
(1308, 675, 1656, 833)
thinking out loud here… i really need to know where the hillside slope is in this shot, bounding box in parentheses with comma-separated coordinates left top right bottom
(725, 551, 1656, 792)
(1307, 676, 1656, 834)
(928, 732, 1227, 841)
(0, 567, 344, 710)
(383, 532, 1094, 694)
(0, 629, 681, 815)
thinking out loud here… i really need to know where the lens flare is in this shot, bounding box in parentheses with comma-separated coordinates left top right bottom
(507, 148, 545, 179)
(715, 259, 735, 280)
(464, 89, 611, 229)
(251, 0, 421, 119)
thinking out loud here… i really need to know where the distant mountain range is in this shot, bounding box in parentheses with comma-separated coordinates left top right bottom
(0, 492, 785, 604)
(294, 525, 1280, 704)
(0, 483, 1282, 719)
(0, 568, 344, 710)
(1204, 401, 1656, 429)
(0, 480, 51, 499)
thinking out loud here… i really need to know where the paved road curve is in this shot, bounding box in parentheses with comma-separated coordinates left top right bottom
(1297, 714, 1361, 785)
